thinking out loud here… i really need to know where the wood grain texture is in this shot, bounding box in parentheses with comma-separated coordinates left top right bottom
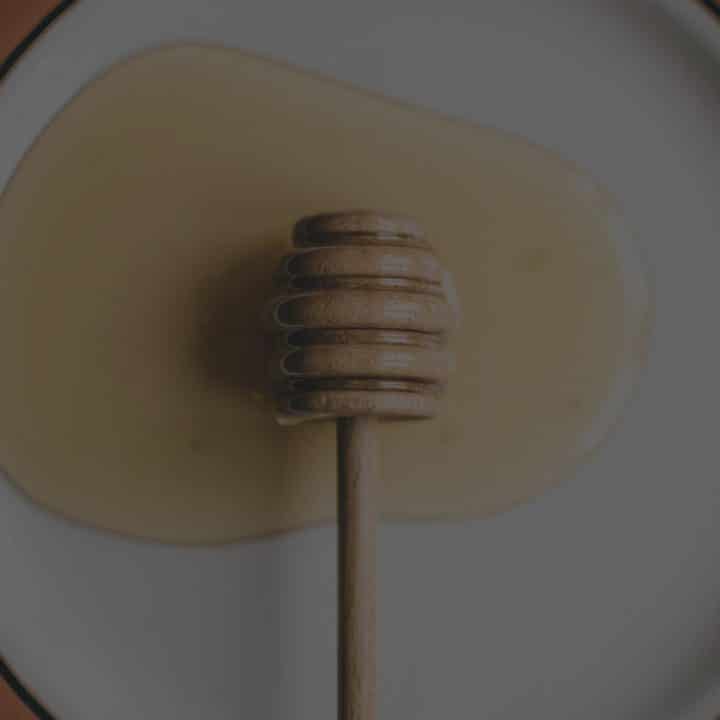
(277, 212, 450, 716)
(280, 245, 442, 284)
(272, 288, 452, 332)
(268, 211, 452, 422)
(294, 211, 427, 247)
(278, 344, 449, 383)
(338, 416, 378, 720)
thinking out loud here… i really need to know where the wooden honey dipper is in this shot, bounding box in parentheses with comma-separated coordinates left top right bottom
(267, 210, 455, 720)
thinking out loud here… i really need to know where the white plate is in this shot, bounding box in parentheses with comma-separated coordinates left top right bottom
(1, 1, 719, 718)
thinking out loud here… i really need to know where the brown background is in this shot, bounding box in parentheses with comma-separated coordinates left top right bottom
(0, 677, 37, 719)
(0, 0, 62, 71)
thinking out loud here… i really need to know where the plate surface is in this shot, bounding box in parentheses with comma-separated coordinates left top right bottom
(1, 1, 719, 718)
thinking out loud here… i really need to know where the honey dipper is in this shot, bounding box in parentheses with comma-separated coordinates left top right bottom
(267, 210, 455, 720)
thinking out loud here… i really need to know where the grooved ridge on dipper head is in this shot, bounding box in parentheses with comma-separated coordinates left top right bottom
(268, 211, 454, 421)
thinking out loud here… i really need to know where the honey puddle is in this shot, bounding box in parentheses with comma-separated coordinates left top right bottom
(0, 46, 650, 544)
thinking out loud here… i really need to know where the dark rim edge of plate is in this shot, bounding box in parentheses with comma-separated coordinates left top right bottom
(0, 0, 77, 83)
(0, 1, 718, 720)
(1, 658, 55, 719)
